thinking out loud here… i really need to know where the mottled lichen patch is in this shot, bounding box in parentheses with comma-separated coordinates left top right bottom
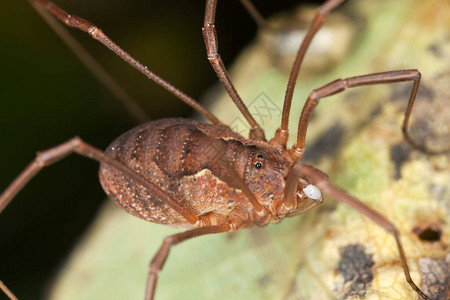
(419, 254, 450, 299)
(337, 244, 374, 299)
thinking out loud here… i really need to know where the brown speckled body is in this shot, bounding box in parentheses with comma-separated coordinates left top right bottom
(99, 118, 289, 228)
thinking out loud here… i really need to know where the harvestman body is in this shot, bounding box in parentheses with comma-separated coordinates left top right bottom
(0, 0, 444, 299)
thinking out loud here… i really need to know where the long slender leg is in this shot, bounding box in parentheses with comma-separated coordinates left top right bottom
(206, 138, 261, 211)
(302, 164, 432, 300)
(0, 137, 200, 226)
(0, 280, 18, 300)
(203, 0, 265, 141)
(205, 137, 270, 224)
(239, 0, 267, 29)
(273, 0, 347, 147)
(31, 2, 149, 124)
(145, 214, 246, 300)
(290, 69, 422, 162)
(220, 159, 266, 214)
(28, 0, 221, 126)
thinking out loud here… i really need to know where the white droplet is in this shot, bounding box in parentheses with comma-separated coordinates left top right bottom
(303, 184, 322, 200)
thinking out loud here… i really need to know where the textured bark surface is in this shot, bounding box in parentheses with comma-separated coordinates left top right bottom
(50, 0, 450, 299)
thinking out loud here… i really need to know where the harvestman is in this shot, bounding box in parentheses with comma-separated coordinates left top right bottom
(0, 0, 441, 299)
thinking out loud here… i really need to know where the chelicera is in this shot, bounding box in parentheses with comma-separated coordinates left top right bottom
(0, 0, 440, 299)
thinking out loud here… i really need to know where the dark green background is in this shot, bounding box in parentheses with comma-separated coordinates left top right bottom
(0, 0, 323, 299)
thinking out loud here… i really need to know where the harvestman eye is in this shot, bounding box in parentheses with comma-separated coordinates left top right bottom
(254, 154, 264, 169)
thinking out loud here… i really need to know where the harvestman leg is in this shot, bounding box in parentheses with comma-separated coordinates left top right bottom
(0, 138, 263, 300)
(238, 0, 267, 29)
(295, 164, 431, 300)
(0, 138, 205, 299)
(31, 2, 149, 124)
(0, 280, 17, 300)
(280, 70, 431, 298)
(28, 0, 221, 126)
(203, 0, 265, 141)
(143, 134, 270, 300)
(0, 137, 201, 225)
(274, 0, 348, 146)
(144, 215, 247, 300)
(290, 69, 422, 161)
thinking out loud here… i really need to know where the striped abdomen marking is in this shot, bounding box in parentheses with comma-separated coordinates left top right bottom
(99, 118, 289, 227)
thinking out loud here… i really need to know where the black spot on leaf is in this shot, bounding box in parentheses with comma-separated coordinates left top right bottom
(338, 244, 374, 299)
(390, 143, 411, 179)
(413, 225, 442, 243)
(303, 122, 345, 163)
